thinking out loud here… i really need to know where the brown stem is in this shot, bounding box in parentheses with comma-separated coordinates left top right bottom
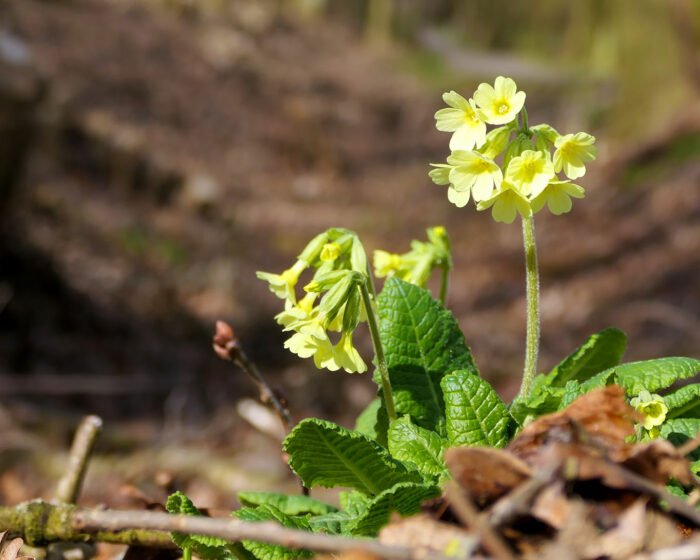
(213, 321, 292, 431)
(72, 508, 416, 559)
(445, 482, 517, 560)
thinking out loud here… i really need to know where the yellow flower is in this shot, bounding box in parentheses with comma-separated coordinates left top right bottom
(331, 331, 367, 374)
(434, 91, 487, 151)
(479, 126, 511, 159)
(630, 391, 668, 431)
(429, 164, 451, 186)
(320, 242, 342, 262)
(477, 182, 532, 224)
(284, 330, 338, 371)
(531, 180, 585, 215)
(256, 260, 306, 303)
(374, 250, 404, 278)
(275, 293, 317, 328)
(447, 151, 503, 202)
(505, 150, 555, 197)
(473, 76, 526, 125)
(553, 132, 597, 180)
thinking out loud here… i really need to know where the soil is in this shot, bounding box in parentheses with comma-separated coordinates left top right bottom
(0, 0, 699, 477)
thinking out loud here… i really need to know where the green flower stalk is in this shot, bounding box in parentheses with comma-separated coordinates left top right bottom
(430, 76, 597, 399)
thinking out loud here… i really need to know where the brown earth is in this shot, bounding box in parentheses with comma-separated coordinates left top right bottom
(0, 0, 699, 430)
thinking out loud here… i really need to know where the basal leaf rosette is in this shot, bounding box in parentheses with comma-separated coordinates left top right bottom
(430, 76, 597, 221)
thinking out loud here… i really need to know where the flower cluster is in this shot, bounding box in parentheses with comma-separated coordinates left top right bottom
(373, 226, 451, 287)
(257, 229, 369, 373)
(430, 76, 597, 223)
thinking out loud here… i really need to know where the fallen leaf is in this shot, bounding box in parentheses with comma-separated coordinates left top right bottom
(622, 439, 694, 486)
(379, 514, 478, 559)
(508, 387, 639, 466)
(445, 447, 532, 505)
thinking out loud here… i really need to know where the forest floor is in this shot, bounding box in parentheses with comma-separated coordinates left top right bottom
(0, 0, 699, 514)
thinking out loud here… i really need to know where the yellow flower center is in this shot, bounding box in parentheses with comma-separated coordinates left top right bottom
(496, 101, 510, 115)
(463, 107, 478, 125)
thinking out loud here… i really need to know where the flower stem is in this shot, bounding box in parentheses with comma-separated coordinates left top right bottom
(518, 214, 540, 399)
(359, 282, 397, 423)
(439, 264, 450, 307)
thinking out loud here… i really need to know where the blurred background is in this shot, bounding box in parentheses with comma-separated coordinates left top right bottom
(0, 0, 699, 510)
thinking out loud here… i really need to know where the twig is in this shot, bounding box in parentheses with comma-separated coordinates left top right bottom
(72, 508, 416, 559)
(213, 321, 292, 431)
(601, 462, 700, 526)
(678, 432, 700, 457)
(488, 464, 558, 528)
(0, 501, 173, 548)
(651, 538, 700, 560)
(54, 416, 102, 505)
(445, 482, 517, 560)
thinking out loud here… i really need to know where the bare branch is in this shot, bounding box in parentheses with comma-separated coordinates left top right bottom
(72, 508, 416, 559)
(54, 416, 103, 504)
(445, 482, 517, 560)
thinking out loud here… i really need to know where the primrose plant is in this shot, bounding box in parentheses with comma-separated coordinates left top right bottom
(167, 77, 700, 559)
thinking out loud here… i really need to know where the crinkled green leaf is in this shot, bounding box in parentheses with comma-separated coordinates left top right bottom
(442, 371, 514, 448)
(548, 328, 627, 386)
(568, 358, 700, 405)
(237, 491, 336, 516)
(512, 329, 627, 423)
(387, 416, 448, 480)
(165, 492, 236, 559)
(283, 418, 421, 495)
(665, 384, 700, 419)
(378, 278, 478, 435)
(233, 505, 312, 560)
(346, 482, 441, 537)
(510, 378, 575, 425)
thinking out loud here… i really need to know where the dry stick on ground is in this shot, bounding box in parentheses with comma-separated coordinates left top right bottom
(72, 509, 416, 559)
(445, 482, 517, 560)
(54, 416, 103, 505)
(678, 432, 700, 458)
(488, 464, 558, 528)
(213, 321, 292, 431)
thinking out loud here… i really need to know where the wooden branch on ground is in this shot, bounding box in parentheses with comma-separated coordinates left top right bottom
(0, 502, 418, 559)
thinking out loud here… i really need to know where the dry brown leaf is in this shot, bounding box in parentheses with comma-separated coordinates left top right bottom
(0, 532, 30, 560)
(314, 552, 381, 560)
(379, 514, 478, 559)
(530, 481, 573, 530)
(508, 387, 639, 466)
(583, 500, 683, 559)
(445, 447, 532, 505)
(622, 439, 694, 486)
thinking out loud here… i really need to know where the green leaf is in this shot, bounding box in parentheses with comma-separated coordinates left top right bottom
(378, 278, 478, 434)
(442, 371, 514, 448)
(237, 491, 336, 516)
(665, 384, 700, 419)
(346, 482, 441, 537)
(548, 328, 627, 386)
(233, 505, 312, 560)
(387, 416, 448, 480)
(571, 357, 700, 401)
(283, 418, 421, 495)
(661, 418, 700, 462)
(511, 329, 627, 423)
(308, 492, 370, 536)
(354, 398, 382, 440)
(165, 492, 237, 559)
